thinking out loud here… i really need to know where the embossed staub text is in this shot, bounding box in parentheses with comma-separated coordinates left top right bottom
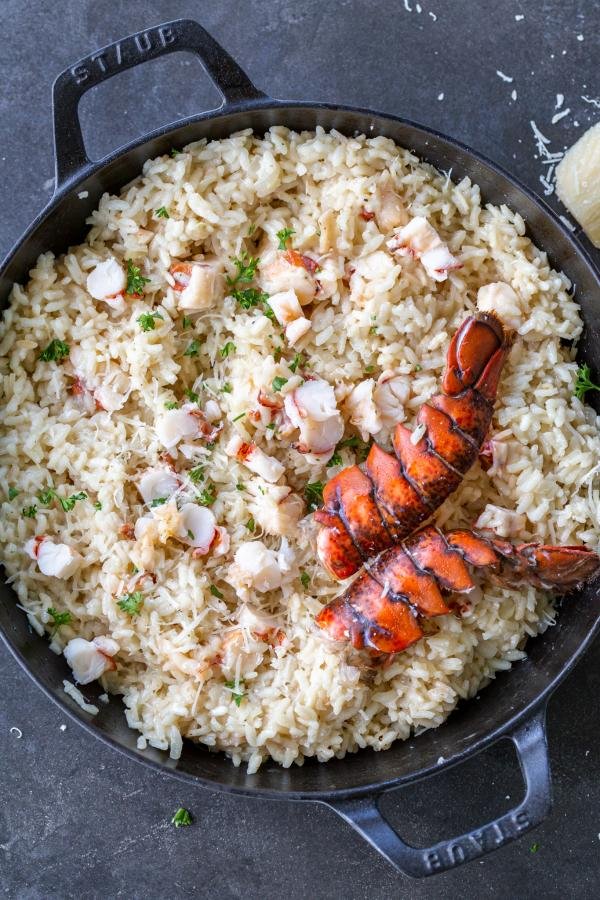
(424, 809, 531, 873)
(70, 25, 176, 84)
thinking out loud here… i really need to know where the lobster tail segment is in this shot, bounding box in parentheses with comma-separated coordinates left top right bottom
(442, 313, 513, 401)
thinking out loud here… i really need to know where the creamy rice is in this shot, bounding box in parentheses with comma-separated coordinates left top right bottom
(1, 126, 599, 773)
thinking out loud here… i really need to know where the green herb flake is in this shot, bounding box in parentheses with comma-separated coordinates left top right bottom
(530, 842, 540, 854)
(39, 339, 70, 363)
(304, 481, 324, 511)
(262, 300, 276, 322)
(164, 401, 179, 410)
(47, 606, 72, 636)
(413, 364, 423, 372)
(117, 591, 144, 616)
(327, 451, 342, 467)
(236, 482, 245, 491)
(196, 484, 216, 507)
(137, 311, 163, 332)
(246, 516, 255, 532)
(289, 353, 303, 374)
(266, 422, 277, 432)
(59, 491, 87, 513)
(364, 365, 375, 374)
(189, 466, 205, 484)
(231, 287, 269, 310)
(187, 529, 194, 540)
(126, 259, 151, 296)
(183, 339, 201, 357)
(300, 571, 310, 589)
(183, 388, 200, 404)
(273, 346, 282, 363)
(221, 382, 233, 394)
(224, 678, 245, 706)
(220, 341, 236, 358)
(171, 807, 193, 827)
(37, 487, 57, 507)
(247, 223, 256, 236)
(337, 435, 372, 463)
(232, 412, 246, 422)
(155, 206, 170, 219)
(150, 496, 168, 508)
(170, 148, 180, 158)
(226, 252, 259, 287)
(369, 325, 378, 335)
(210, 584, 224, 599)
(22, 505, 37, 519)
(272, 376, 288, 393)
(93, 501, 103, 511)
(574, 364, 600, 401)
(276, 227, 295, 250)
(8, 487, 20, 501)
(182, 316, 193, 330)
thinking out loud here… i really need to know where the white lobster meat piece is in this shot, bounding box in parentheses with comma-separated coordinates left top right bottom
(284, 379, 344, 456)
(374, 181, 409, 232)
(25, 536, 82, 579)
(247, 483, 303, 537)
(155, 405, 203, 450)
(63, 636, 119, 685)
(373, 371, 411, 428)
(387, 216, 461, 282)
(285, 316, 311, 346)
(259, 252, 316, 305)
(344, 379, 382, 440)
(232, 541, 283, 593)
(204, 399, 221, 422)
(179, 503, 218, 552)
(138, 467, 180, 505)
(170, 260, 223, 311)
(268, 289, 304, 326)
(225, 434, 285, 483)
(237, 604, 278, 634)
(86, 257, 126, 303)
(477, 282, 523, 331)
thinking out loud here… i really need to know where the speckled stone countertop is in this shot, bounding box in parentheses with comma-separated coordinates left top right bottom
(1, 1, 599, 897)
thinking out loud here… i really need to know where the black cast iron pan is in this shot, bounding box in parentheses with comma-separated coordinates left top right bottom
(2, 19, 600, 878)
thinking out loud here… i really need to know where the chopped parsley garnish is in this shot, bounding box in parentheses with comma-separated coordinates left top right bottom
(150, 496, 168, 507)
(574, 364, 600, 401)
(189, 466, 205, 484)
(125, 259, 150, 295)
(224, 678, 245, 706)
(37, 487, 57, 507)
(164, 401, 179, 410)
(232, 412, 246, 422)
(327, 451, 342, 467)
(183, 388, 200, 404)
(182, 316, 193, 330)
(220, 341, 236, 358)
(171, 807, 193, 827)
(231, 287, 269, 309)
(272, 376, 288, 392)
(369, 325, 378, 335)
(117, 591, 144, 615)
(247, 223, 256, 236)
(137, 311, 163, 331)
(304, 481, 324, 511)
(276, 227, 295, 250)
(22, 505, 37, 518)
(413, 364, 423, 372)
(289, 353, 303, 374)
(530, 842, 540, 854)
(183, 339, 201, 357)
(47, 606, 72, 636)
(210, 584, 224, 599)
(236, 482, 245, 491)
(226, 252, 259, 287)
(8, 487, 20, 501)
(300, 571, 310, 589)
(364, 365, 375, 374)
(273, 346, 282, 363)
(196, 484, 216, 507)
(187, 529, 194, 540)
(221, 382, 233, 394)
(246, 516, 255, 532)
(262, 300, 276, 322)
(266, 422, 277, 432)
(94, 501, 102, 510)
(59, 491, 87, 512)
(337, 435, 372, 463)
(39, 339, 70, 362)
(170, 148, 180, 157)
(155, 206, 170, 218)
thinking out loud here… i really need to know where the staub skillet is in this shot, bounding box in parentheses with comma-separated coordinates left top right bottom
(2, 19, 600, 878)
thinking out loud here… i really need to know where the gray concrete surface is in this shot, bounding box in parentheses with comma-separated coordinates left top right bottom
(1, 1, 600, 897)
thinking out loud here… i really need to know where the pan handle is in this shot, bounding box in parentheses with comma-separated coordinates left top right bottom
(326, 707, 551, 878)
(51, 18, 267, 187)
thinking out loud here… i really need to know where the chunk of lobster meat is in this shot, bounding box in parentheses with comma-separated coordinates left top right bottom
(238, 603, 280, 635)
(247, 483, 303, 536)
(259, 252, 316, 305)
(344, 379, 382, 440)
(387, 216, 461, 281)
(316, 511, 364, 580)
(25, 536, 82, 579)
(63, 636, 119, 684)
(138, 467, 180, 505)
(155, 403, 219, 450)
(170, 260, 222, 311)
(268, 289, 304, 326)
(284, 379, 344, 456)
(225, 434, 285, 483)
(231, 541, 283, 593)
(285, 316, 311, 346)
(374, 181, 409, 232)
(204, 399, 222, 422)
(373, 371, 411, 428)
(477, 282, 523, 331)
(208, 526, 230, 558)
(179, 503, 218, 552)
(86, 257, 126, 302)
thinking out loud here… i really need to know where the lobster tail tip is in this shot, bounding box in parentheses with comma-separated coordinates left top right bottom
(442, 312, 514, 399)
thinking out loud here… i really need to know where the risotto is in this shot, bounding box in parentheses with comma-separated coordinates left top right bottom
(1, 127, 599, 773)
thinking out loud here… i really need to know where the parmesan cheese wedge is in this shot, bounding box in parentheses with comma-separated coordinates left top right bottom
(556, 123, 600, 248)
